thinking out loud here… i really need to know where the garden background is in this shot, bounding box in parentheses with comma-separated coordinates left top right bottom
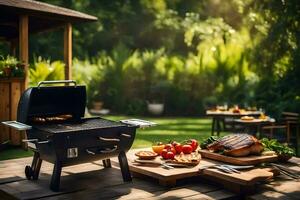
(1, 0, 299, 118)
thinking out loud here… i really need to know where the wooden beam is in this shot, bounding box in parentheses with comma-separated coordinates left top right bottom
(19, 15, 29, 88)
(64, 23, 72, 80)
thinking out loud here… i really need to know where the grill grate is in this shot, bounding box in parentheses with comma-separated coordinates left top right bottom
(33, 118, 127, 134)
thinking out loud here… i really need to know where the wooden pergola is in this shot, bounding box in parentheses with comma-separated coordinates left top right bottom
(0, 0, 97, 145)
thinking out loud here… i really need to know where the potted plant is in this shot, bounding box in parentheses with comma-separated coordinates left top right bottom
(147, 80, 169, 115)
(0, 55, 25, 78)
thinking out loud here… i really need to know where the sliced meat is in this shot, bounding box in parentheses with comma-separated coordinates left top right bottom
(207, 134, 264, 157)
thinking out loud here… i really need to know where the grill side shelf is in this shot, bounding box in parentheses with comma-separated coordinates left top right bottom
(1, 121, 32, 131)
(120, 119, 157, 128)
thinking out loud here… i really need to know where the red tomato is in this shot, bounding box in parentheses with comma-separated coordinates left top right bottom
(161, 149, 168, 159)
(189, 139, 199, 151)
(182, 144, 193, 154)
(164, 143, 176, 154)
(164, 144, 173, 149)
(173, 143, 182, 154)
(166, 151, 175, 159)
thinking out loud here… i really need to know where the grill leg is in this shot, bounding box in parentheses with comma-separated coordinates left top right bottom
(25, 151, 42, 180)
(32, 152, 42, 180)
(50, 161, 62, 192)
(102, 159, 111, 168)
(118, 151, 132, 182)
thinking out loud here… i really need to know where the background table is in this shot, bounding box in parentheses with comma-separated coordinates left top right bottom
(206, 110, 261, 136)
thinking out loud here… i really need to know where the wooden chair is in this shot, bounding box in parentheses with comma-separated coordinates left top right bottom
(261, 112, 299, 144)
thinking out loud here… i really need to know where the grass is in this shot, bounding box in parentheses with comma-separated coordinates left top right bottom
(107, 116, 217, 148)
(0, 146, 33, 161)
(0, 116, 226, 161)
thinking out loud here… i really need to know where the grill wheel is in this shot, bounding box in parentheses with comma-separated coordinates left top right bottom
(25, 165, 33, 180)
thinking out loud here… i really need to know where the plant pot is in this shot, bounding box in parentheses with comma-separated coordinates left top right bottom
(147, 103, 164, 115)
(3, 67, 12, 77)
(92, 101, 103, 111)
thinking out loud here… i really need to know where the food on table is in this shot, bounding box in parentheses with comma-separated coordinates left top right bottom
(259, 113, 267, 120)
(161, 148, 175, 159)
(164, 143, 176, 154)
(187, 139, 199, 151)
(182, 144, 193, 154)
(166, 151, 175, 159)
(200, 136, 219, 149)
(152, 139, 199, 160)
(241, 116, 254, 121)
(135, 150, 158, 160)
(172, 141, 183, 154)
(261, 150, 276, 156)
(260, 138, 295, 161)
(152, 142, 165, 154)
(232, 106, 240, 113)
(167, 152, 201, 166)
(207, 134, 264, 157)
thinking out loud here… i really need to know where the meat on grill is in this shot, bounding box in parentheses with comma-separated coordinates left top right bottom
(207, 134, 264, 157)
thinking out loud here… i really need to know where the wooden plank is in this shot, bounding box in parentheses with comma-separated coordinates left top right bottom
(0, 0, 97, 21)
(199, 167, 276, 186)
(0, 156, 229, 200)
(19, 15, 29, 89)
(249, 191, 297, 200)
(182, 189, 235, 200)
(120, 148, 277, 189)
(199, 149, 278, 166)
(0, 83, 10, 143)
(64, 23, 72, 80)
(9, 82, 21, 145)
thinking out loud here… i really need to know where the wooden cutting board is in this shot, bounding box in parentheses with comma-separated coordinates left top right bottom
(199, 149, 278, 165)
(123, 148, 278, 189)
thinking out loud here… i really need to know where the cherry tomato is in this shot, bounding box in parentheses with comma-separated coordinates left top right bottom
(182, 144, 193, 154)
(173, 142, 182, 154)
(161, 149, 168, 159)
(164, 143, 176, 154)
(188, 139, 199, 151)
(164, 144, 173, 149)
(166, 151, 175, 159)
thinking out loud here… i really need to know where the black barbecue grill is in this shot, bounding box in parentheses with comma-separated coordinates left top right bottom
(2, 80, 155, 191)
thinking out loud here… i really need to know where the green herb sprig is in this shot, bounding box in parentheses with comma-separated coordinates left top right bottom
(260, 138, 295, 156)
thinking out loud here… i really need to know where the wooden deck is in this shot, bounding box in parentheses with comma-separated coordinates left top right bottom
(0, 155, 299, 200)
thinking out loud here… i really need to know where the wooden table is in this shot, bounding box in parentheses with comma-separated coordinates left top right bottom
(206, 110, 261, 136)
(0, 156, 236, 200)
(234, 118, 275, 138)
(0, 153, 299, 200)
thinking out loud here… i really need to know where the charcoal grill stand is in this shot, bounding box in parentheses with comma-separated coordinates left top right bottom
(25, 150, 131, 192)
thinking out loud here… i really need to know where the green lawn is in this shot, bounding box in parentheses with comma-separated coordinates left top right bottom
(0, 116, 225, 161)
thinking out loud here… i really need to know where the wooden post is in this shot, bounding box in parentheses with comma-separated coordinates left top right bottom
(19, 15, 29, 148)
(64, 23, 72, 80)
(19, 15, 29, 89)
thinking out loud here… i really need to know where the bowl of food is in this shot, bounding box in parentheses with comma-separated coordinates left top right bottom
(135, 150, 158, 160)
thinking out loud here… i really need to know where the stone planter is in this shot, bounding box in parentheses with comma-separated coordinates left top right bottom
(147, 103, 164, 115)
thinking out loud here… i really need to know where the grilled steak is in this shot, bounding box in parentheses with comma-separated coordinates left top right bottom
(207, 134, 264, 157)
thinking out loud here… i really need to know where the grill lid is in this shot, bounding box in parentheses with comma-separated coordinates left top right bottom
(17, 80, 86, 124)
